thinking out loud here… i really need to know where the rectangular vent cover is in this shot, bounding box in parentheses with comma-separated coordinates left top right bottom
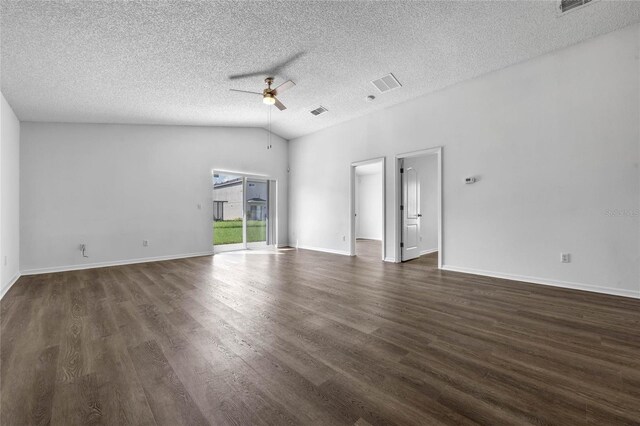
(310, 106, 328, 116)
(559, 0, 593, 13)
(371, 73, 402, 93)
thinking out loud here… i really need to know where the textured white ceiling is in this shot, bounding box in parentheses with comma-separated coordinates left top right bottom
(2, 1, 640, 140)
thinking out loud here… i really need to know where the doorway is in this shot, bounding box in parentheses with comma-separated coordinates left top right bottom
(212, 171, 276, 253)
(396, 147, 442, 267)
(349, 158, 385, 261)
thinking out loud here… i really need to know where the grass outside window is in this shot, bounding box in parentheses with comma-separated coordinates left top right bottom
(213, 220, 267, 245)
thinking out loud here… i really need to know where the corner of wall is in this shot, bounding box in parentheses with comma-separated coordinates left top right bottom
(0, 91, 21, 298)
(0, 272, 21, 299)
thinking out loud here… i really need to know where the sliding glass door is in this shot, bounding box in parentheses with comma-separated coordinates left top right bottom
(212, 172, 273, 252)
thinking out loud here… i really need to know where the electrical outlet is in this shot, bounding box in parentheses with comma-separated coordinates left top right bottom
(143, 240, 149, 247)
(561, 253, 571, 263)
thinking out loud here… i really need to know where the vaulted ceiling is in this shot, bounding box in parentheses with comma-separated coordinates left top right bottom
(2, 1, 640, 140)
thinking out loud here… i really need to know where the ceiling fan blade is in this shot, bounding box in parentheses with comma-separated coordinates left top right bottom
(273, 97, 287, 111)
(273, 80, 295, 95)
(229, 89, 262, 95)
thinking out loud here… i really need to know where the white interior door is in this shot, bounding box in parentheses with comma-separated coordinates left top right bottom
(402, 162, 421, 261)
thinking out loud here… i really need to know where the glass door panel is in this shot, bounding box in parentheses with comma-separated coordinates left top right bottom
(213, 172, 244, 250)
(246, 179, 268, 246)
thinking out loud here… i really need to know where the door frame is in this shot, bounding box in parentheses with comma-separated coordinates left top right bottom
(395, 147, 442, 267)
(212, 170, 277, 253)
(349, 157, 386, 260)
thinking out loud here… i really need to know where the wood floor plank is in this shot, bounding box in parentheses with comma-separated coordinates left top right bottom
(56, 277, 91, 385)
(29, 345, 60, 425)
(50, 372, 104, 425)
(1, 345, 59, 426)
(128, 339, 209, 426)
(0, 296, 36, 379)
(91, 334, 156, 426)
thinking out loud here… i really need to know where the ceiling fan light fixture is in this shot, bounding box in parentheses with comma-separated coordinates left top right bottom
(263, 93, 276, 105)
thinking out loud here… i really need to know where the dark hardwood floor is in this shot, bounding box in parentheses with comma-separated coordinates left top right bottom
(1, 246, 639, 425)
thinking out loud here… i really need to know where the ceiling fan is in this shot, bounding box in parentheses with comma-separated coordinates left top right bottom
(230, 77, 295, 111)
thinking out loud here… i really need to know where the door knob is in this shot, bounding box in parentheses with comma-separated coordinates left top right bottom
(417, 214, 422, 217)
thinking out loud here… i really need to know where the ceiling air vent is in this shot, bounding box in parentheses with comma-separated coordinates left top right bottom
(559, 0, 594, 14)
(309, 106, 328, 116)
(371, 73, 402, 93)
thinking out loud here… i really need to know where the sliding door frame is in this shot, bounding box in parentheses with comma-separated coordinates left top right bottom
(212, 170, 277, 253)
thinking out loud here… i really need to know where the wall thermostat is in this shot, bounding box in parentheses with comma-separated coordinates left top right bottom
(465, 177, 477, 184)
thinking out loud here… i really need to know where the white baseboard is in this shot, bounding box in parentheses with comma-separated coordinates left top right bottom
(441, 265, 640, 299)
(420, 248, 438, 256)
(295, 245, 350, 256)
(384, 256, 399, 263)
(20, 251, 214, 276)
(0, 272, 21, 300)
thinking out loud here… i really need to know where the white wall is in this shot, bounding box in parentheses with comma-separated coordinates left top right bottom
(1, 92, 21, 295)
(356, 170, 383, 240)
(20, 123, 288, 272)
(289, 24, 640, 298)
(405, 154, 438, 254)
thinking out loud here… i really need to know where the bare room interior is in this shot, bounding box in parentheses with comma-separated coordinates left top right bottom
(1, 1, 639, 425)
